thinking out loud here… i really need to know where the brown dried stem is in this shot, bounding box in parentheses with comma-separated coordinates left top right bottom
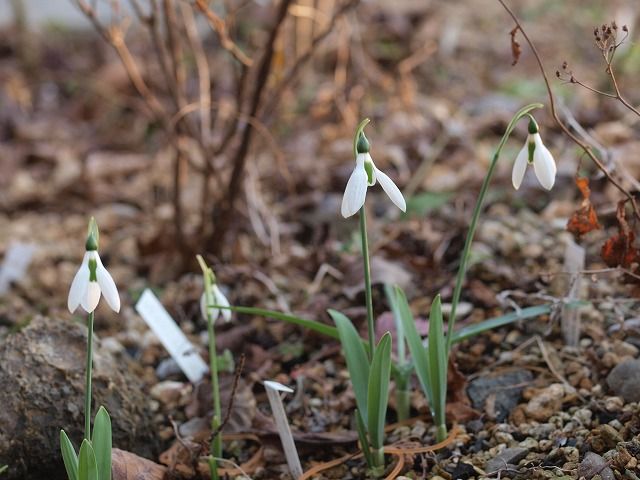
(210, 0, 294, 251)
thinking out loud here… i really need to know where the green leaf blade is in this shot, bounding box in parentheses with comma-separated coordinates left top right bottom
(60, 430, 79, 480)
(367, 332, 392, 450)
(218, 305, 340, 339)
(394, 286, 433, 405)
(78, 439, 99, 480)
(329, 309, 370, 421)
(427, 295, 447, 432)
(92, 406, 112, 480)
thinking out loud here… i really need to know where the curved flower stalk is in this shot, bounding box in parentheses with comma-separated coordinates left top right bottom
(512, 117, 557, 190)
(341, 122, 406, 218)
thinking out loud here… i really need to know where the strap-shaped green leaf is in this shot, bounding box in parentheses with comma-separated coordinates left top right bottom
(367, 332, 392, 450)
(394, 286, 433, 405)
(218, 305, 340, 339)
(354, 409, 374, 468)
(78, 439, 98, 480)
(427, 295, 447, 434)
(329, 309, 370, 421)
(92, 407, 112, 480)
(60, 430, 79, 480)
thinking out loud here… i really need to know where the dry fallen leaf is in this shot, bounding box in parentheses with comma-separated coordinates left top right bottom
(112, 448, 167, 480)
(567, 177, 600, 239)
(601, 201, 640, 270)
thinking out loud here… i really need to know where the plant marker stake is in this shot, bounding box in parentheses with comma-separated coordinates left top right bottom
(263, 381, 303, 479)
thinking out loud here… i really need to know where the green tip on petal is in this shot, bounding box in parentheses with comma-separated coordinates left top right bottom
(527, 116, 539, 134)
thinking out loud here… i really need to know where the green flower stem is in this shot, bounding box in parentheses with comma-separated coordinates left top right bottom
(359, 207, 375, 358)
(84, 311, 94, 441)
(445, 103, 543, 354)
(395, 383, 410, 421)
(201, 270, 222, 480)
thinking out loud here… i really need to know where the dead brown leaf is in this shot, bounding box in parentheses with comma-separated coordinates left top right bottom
(567, 176, 601, 239)
(112, 449, 167, 480)
(601, 201, 640, 270)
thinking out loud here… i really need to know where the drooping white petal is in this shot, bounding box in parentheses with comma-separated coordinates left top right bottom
(213, 284, 232, 322)
(95, 252, 120, 312)
(532, 133, 556, 190)
(68, 252, 91, 313)
(511, 143, 529, 190)
(373, 167, 406, 212)
(341, 163, 368, 218)
(81, 281, 101, 313)
(200, 292, 220, 323)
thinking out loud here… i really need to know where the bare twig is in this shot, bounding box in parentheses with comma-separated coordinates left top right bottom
(210, 0, 294, 251)
(193, 0, 253, 67)
(263, 0, 360, 117)
(208, 354, 246, 441)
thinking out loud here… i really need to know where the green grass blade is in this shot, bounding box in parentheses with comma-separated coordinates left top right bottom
(60, 430, 79, 480)
(78, 439, 98, 480)
(215, 305, 340, 339)
(427, 295, 447, 437)
(329, 309, 370, 421)
(92, 407, 112, 480)
(450, 301, 589, 344)
(367, 333, 392, 450)
(394, 286, 433, 405)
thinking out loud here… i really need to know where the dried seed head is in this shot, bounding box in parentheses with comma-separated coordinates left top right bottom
(562, 61, 568, 70)
(623, 25, 628, 32)
(556, 70, 561, 78)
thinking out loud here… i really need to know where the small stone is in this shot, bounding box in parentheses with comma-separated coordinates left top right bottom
(604, 396, 624, 412)
(578, 452, 615, 480)
(602, 351, 620, 368)
(467, 369, 533, 422)
(494, 431, 514, 445)
(590, 424, 623, 453)
(486, 447, 529, 473)
(539, 439, 553, 452)
(613, 341, 639, 358)
(150, 380, 190, 406)
(607, 360, 640, 401)
(563, 446, 579, 462)
(574, 408, 592, 427)
(525, 384, 565, 421)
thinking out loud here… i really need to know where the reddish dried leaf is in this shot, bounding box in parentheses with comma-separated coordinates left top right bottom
(601, 201, 640, 269)
(567, 177, 601, 239)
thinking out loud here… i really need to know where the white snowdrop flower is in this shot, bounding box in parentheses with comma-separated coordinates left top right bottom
(512, 117, 557, 191)
(67, 229, 120, 314)
(341, 131, 406, 218)
(200, 283, 231, 324)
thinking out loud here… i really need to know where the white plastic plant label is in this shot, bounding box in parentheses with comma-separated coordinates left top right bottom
(135, 288, 208, 383)
(0, 243, 37, 295)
